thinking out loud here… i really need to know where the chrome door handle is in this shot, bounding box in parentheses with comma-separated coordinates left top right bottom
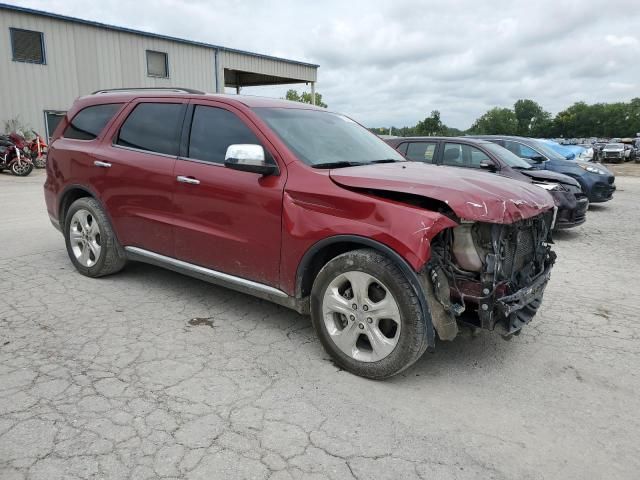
(177, 175, 200, 185)
(94, 160, 112, 168)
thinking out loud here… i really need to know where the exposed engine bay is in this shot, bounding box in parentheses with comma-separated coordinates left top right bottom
(425, 211, 557, 339)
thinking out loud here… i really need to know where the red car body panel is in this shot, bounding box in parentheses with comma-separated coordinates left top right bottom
(330, 162, 555, 224)
(44, 92, 555, 300)
(277, 161, 459, 295)
(172, 101, 288, 285)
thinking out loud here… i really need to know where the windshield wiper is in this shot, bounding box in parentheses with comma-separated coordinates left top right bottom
(370, 159, 402, 164)
(311, 161, 367, 169)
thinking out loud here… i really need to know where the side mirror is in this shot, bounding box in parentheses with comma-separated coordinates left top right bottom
(224, 144, 277, 176)
(529, 155, 546, 163)
(479, 159, 497, 171)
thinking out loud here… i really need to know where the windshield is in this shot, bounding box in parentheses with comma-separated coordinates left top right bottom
(254, 108, 405, 167)
(482, 142, 532, 169)
(527, 139, 567, 161)
(605, 143, 623, 149)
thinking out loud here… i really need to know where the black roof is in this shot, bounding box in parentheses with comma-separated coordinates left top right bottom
(384, 136, 493, 146)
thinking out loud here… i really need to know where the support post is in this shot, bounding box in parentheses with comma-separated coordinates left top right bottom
(310, 82, 316, 106)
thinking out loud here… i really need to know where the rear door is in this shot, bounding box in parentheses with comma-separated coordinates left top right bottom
(404, 141, 440, 164)
(171, 101, 286, 287)
(91, 98, 187, 256)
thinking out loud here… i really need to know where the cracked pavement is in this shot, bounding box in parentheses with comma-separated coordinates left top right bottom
(1, 169, 639, 479)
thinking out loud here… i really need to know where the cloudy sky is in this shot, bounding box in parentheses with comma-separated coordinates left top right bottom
(16, 0, 640, 129)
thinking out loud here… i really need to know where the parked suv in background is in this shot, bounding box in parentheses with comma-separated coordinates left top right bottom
(601, 143, 626, 163)
(385, 136, 588, 229)
(469, 135, 616, 203)
(45, 89, 557, 378)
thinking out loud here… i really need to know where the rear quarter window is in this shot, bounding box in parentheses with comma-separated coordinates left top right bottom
(63, 104, 123, 140)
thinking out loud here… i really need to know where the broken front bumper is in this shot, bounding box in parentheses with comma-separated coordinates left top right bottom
(478, 258, 555, 335)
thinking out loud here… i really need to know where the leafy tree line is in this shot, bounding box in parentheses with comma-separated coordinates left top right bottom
(284, 89, 328, 108)
(469, 98, 640, 138)
(371, 98, 640, 139)
(370, 110, 463, 137)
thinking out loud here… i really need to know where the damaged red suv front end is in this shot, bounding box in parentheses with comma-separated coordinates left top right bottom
(329, 162, 556, 340)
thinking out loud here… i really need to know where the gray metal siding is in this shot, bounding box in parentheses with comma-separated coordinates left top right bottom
(3, 10, 319, 134)
(0, 10, 217, 133)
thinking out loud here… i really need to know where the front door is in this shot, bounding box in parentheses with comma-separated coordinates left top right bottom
(172, 102, 285, 287)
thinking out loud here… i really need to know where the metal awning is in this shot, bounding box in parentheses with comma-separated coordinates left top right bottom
(223, 69, 311, 88)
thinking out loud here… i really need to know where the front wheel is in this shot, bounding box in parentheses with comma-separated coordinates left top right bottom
(10, 161, 33, 176)
(310, 249, 430, 379)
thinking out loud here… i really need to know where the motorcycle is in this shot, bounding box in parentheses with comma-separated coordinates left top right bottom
(27, 130, 47, 168)
(0, 132, 34, 176)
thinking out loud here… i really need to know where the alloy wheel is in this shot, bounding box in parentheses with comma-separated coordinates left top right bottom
(322, 271, 401, 362)
(69, 209, 102, 267)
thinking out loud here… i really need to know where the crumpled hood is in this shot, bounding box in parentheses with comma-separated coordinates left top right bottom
(519, 168, 581, 188)
(330, 162, 555, 224)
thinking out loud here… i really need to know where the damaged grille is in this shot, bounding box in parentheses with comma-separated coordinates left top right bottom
(503, 228, 535, 276)
(428, 211, 555, 334)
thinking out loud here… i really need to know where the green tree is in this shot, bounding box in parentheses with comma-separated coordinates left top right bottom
(415, 111, 445, 136)
(514, 99, 550, 136)
(284, 89, 327, 108)
(469, 107, 518, 135)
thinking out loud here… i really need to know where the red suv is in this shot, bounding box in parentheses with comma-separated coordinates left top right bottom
(44, 89, 557, 378)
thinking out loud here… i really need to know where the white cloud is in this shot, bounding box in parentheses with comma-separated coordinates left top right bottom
(14, 0, 640, 129)
(605, 35, 639, 47)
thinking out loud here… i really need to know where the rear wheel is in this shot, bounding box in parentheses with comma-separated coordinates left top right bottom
(64, 197, 126, 277)
(310, 249, 429, 379)
(10, 161, 33, 176)
(33, 156, 46, 168)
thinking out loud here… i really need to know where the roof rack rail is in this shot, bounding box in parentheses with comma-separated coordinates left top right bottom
(91, 87, 206, 95)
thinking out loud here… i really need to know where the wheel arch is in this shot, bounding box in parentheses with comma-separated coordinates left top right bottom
(295, 235, 436, 347)
(58, 185, 96, 227)
(58, 185, 120, 245)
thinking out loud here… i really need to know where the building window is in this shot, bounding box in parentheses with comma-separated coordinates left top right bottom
(10, 28, 45, 64)
(146, 50, 168, 78)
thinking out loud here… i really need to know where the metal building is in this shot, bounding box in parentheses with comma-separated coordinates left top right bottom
(0, 3, 319, 139)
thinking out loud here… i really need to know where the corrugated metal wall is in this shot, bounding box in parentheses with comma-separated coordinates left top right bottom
(0, 9, 316, 135)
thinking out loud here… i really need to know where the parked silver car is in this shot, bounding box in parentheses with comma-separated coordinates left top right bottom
(601, 143, 626, 163)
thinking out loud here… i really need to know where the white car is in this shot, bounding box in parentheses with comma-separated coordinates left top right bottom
(577, 144, 594, 161)
(601, 143, 626, 163)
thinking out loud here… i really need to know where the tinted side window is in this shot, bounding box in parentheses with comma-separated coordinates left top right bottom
(504, 140, 539, 159)
(443, 143, 490, 168)
(468, 146, 491, 168)
(188, 106, 260, 164)
(64, 104, 123, 140)
(406, 142, 437, 163)
(116, 103, 184, 156)
(442, 143, 464, 166)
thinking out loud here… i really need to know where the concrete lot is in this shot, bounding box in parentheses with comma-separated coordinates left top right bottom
(1, 168, 639, 480)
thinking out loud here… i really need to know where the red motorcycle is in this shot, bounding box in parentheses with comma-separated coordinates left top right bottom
(0, 132, 33, 176)
(28, 130, 48, 168)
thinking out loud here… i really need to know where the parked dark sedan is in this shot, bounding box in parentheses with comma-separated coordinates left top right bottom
(468, 136, 615, 203)
(385, 137, 588, 229)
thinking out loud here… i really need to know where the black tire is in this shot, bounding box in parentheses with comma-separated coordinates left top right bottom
(310, 248, 429, 379)
(64, 197, 126, 277)
(10, 161, 33, 176)
(34, 157, 46, 168)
